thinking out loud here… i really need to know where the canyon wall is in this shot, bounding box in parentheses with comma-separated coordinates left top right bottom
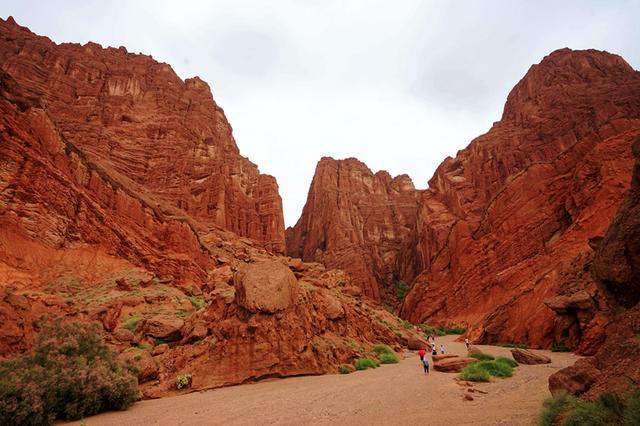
(286, 157, 421, 301)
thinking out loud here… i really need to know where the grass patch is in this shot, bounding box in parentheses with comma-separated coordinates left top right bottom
(339, 366, 354, 374)
(418, 323, 465, 336)
(539, 391, 576, 426)
(372, 344, 395, 356)
(470, 352, 495, 361)
(400, 319, 413, 329)
(497, 343, 529, 349)
(354, 358, 380, 370)
(495, 357, 519, 368)
(477, 360, 513, 378)
(122, 315, 142, 332)
(459, 363, 491, 382)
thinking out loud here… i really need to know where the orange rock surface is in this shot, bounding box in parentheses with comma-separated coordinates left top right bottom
(286, 157, 421, 301)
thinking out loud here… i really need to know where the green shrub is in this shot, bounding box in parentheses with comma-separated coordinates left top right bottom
(498, 343, 528, 349)
(470, 352, 495, 361)
(459, 363, 491, 382)
(395, 281, 409, 299)
(339, 366, 353, 374)
(477, 360, 513, 378)
(372, 344, 394, 356)
(552, 343, 571, 352)
(354, 358, 379, 370)
(563, 399, 618, 426)
(538, 392, 575, 426)
(175, 373, 192, 390)
(440, 327, 466, 335)
(418, 323, 465, 336)
(379, 353, 400, 364)
(122, 315, 142, 332)
(624, 390, 640, 425)
(0, 320, 138, 425)
(495, 357, 519, 368)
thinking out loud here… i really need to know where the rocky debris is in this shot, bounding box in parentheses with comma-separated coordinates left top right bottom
(142, 316, 184, 342)
(119, 350, 159, 383)
(548, 358, 600, 396)
(315, 293, 344, 320)
(511, 349, 551, 365)
(181, 319, 209, 345)
(433, 356, 478, 373)
(286, 158, 421, 301)
(234, 260, 299, 313)
(113, 328, 135, 342)
(116, 278, 132, 291)
(151, 343, 169, 356)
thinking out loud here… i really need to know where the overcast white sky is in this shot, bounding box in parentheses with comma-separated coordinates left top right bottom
(3, 1, 639, 226)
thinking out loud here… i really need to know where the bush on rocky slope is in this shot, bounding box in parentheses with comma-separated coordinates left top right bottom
(0, 320, 138, 425)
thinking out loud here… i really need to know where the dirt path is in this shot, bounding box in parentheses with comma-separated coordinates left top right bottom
(66, 336, 578, 426)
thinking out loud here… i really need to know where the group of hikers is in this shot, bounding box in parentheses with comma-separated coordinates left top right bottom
(417, 336, 471, 374)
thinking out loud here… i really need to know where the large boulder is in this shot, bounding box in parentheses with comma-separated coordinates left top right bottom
(548, 358, 600, 396)
(142, 315, 184, 341)
(234, 260, 299, 313)
(511, 348, 551, 365)
(433, 356, 478, 373)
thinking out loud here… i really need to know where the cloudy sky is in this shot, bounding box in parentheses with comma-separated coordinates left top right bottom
(3, 1, 639, 226)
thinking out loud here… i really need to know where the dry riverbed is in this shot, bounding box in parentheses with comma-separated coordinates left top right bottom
(65, 335, 578, 426)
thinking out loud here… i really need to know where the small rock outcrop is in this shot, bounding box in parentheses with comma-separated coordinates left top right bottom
(433, 356, 479, 373)
(510, 348, 551, 365)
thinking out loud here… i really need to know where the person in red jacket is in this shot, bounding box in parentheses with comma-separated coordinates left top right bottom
(418, 348, 427, 361)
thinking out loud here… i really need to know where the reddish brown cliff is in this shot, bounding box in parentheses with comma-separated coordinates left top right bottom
(549, 137, 640, 398)
(286, 157, 421, 301)
(0, 16, 285, 258)
(401, 48, 640, 352)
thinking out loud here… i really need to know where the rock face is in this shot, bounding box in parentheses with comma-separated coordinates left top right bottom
(234, 260, 299, 313)
(286, 157, 421, 301)
(400, 48, 640, 352)
(0, 17, 428, 399)
(0, 17, 286, 280)
(549, 137, 640, 398)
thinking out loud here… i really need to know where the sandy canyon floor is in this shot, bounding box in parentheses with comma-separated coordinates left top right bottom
(64, 335, 578, 426)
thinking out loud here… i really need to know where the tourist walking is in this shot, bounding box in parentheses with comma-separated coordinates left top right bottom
(422, 356, 429, 374)
(418, 347, 427, 361)
(440, 344, 445, 354)
(465, 337, 470, 349)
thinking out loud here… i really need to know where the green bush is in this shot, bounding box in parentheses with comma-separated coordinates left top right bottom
(551, 343, 571, 352)
(470, 352, 495, 361)
(459, 363, 491, 382)
(539, 392, 575, 426)
(175, 373, 192, 390)
(538, 389, 640, 426)
(440, 327, 466, 335)
(339, 366, 353, 374)
(495, 357, 519, 368)
(354, 358, 379, 370)
(418, 323, 465, 336)
(477, 360, 513, 378)
(395, 281, 409, 299)
(400, 319, 413, 329)
(372, 344, 395, 356)
(379, 353, 400, 364)
(497, 343, 528, 349)
(0, 320, 138, 425)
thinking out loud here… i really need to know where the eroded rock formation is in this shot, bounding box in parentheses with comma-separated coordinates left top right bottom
(401, 48, 640, 352)
(286, 157, 421, 301)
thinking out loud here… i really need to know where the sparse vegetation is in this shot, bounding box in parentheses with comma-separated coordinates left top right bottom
(379, 353, 400, 364)
(354, 358, 380, 370)
(188, 296, 206, 310)
(497, 343, 529, 349)
(470, 352, 495, 361)
(459, 363, 491, 382)
(538, 389, 640, 426)
(552, 343, 571, 352)
(418, 323, 466, 336)
(400, 319, 413, 329)
(395, 280, 409, 299)
(339, 366, 354, 374)
(0, 320, 138, 425)
(476, 360, 513, 378)
(495, 356, 519, 368)
(176, 373, 192, 390)
(122, 315, 143, 332)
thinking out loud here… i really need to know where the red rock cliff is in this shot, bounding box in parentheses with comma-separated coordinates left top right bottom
(286, 157, 421, 301)
(0, 16, 285, 260)
(401, 48, 640, 353)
